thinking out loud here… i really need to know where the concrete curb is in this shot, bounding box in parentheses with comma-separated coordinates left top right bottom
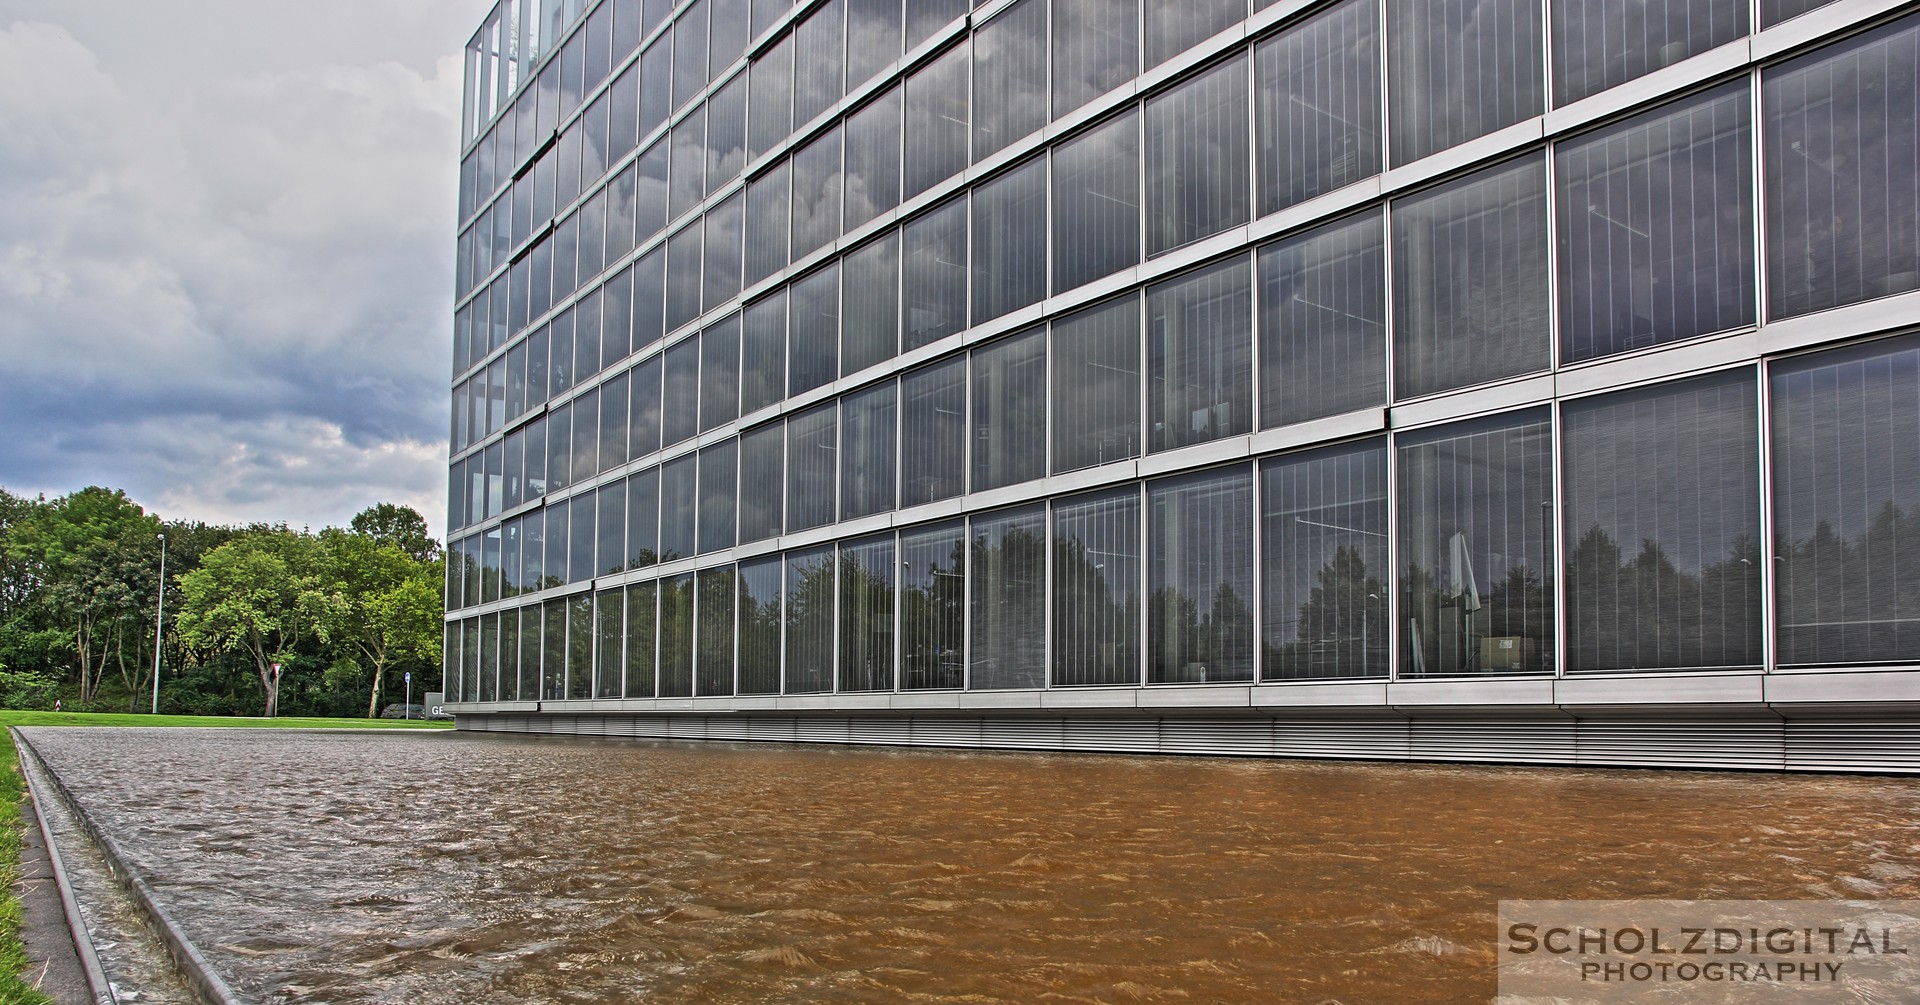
(17, 733, 118, 1005)
(13, 730, 248, 1005)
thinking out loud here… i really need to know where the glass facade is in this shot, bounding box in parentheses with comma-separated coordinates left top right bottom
(450, 0, 1920, 707)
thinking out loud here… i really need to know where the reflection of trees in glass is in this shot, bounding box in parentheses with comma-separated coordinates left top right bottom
(1263, 545, 1387, 678)
(901, 528, 965, 690)
(566, 594, 593, 699)
(657, 574, 694, 696)
(624, 582, 656, 698)
(695, 568, 735, 696)
(1052, 522, 1139, 687)
(1777, 503, 1920, 665)
(1565, 526, 1761, 671)
(971, 516, 1046, 689)
(838, 543, 895, 692)
(1149, 583, 1254, 683)
(736, 561, 782, 694)
(784, 549, 835, 692)
(1401, 561, 1551, 676)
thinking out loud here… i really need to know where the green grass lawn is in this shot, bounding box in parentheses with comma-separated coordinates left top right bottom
(0, 710, 455, 730)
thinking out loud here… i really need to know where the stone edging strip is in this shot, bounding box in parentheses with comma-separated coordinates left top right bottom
(17, 731, 118, 1005)
(12, 730, 248, 1005)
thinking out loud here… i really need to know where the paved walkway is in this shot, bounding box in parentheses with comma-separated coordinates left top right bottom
(16, 796, 92, 1005)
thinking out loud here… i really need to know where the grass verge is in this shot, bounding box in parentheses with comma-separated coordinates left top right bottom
(0, 732, 54, 1005)
(0, 711, 454, 730)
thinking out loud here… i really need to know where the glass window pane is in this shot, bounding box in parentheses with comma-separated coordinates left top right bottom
(749, 34, 794, 160)
(670, 109, 707, 221)
(703, 191, 744, 311)
(1554, 0, 1746, 106)
(1147, 255, 1253, 452)
(1391, 154, 1550, 399)
(597, 482, 626, 576)
(569, 493, 596, 583)
(666, 221, 703, 332)
(971, 327, 1047, 491)
(845, 86, 903, 230)
(1764, 16, 1920, 319)
(542, 600, 566, 698)
(787, 402, 838, 530)
(626, 581, 657, 697)
(1054, 0, 1138, 117)
(1148, 465, 1255, 683)
(1254, 0, 1381, 215)
(1772, 335, 1920, 665)
(674, 0, 710, 108)
(637, 138, 670, 244)
(789, 263, 841, 394)
(1146, 54, 1249, 255)
(1053, 487, 1142, 686)
(663, 336, 701, 445)
(970, 505, 1046, 689)
(739, 421, 786, 541)
(599, 372, 630, 471)
(595, 588, 623, 698)
(901, 520, 966, 689)
(1386, 0, 1544, 165)
(629, 353, 663, 456)
(1257, 210, 1386, 427)
(634, 244, 667, 347)
(784, 546, 836, 692)
(660, 452, 697, 561)
(839, 535, 896, 691)
(711, 0, 751, 71)
(1763, 0, 1840, 29)
(792, 125, 844, 260)
(972, 157, 1047, 322)
(1259, 439, 1388, 680)
(1397, 408, 1554, 677)
(1558, 83, 1755, 364)
(1145, 0, 1242, 69)
(698, 438, 738, 553)
(738, 557, 783, 694)
(795, 0, 846, 124)
(1052, 294, 1141, 473)
(847, 0, 903, 89)
(905, 41, 970, 199)
(567, 593, 594, 698)
(1053, 110, 1140, 293)
(741, 291, 788, 413)
(842, 233, 900, 375)
(974, 0, 1048, 160)
(697, 566, 736, 695)
(548, 402, 573, 490)
(907, 0, 966, 49)
(745, 160, 792, 286)
(902, 198, 968, 349)
(1564, 371, 1761, 672)
(901, 356, 967, 505)
(700, 313, 742, 432)
(841, 381, 897, 518)
(627, 466, 659, 568)
(658, 572, 694, 696)
(518, 605, 541, 700)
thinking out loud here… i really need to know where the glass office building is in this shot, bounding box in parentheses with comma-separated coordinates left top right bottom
(446, 0, 1920, 770)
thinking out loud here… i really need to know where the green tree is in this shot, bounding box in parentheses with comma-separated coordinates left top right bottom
(4, 487, 163, 706)
(321, 507, 445, 717)
(349, 502, 441, 564)
(175, 529, 334, 716)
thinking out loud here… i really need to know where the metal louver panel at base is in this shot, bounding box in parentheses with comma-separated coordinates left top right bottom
(452, 710, 1920, 773)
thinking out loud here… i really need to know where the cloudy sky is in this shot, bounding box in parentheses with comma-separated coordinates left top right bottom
(0, 0, 486, 538)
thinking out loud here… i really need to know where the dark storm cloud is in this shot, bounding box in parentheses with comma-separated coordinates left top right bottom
(0, 1, 483, 535)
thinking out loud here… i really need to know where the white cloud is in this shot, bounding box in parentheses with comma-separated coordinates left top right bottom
(0, 3, 475, 539)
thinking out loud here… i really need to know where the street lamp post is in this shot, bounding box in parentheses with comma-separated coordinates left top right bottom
(153, 533, 166, 715)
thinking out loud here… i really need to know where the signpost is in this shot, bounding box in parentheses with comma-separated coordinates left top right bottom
(271, 662, 281, 718)
(405, 671, 413, 719)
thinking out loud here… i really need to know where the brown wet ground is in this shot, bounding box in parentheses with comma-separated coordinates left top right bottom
(19, 726, 1920, 1004)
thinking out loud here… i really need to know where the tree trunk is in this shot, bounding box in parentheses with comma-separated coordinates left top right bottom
(366, 662, 384, 719)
